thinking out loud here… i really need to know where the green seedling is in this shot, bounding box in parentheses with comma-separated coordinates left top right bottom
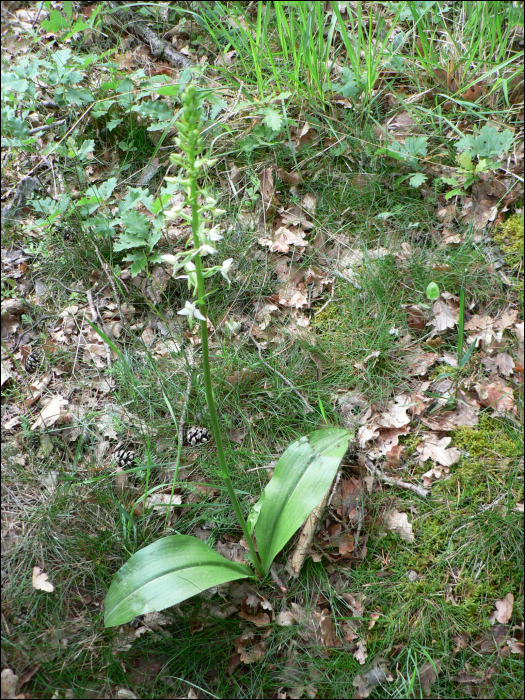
(103, 86, 352, 628)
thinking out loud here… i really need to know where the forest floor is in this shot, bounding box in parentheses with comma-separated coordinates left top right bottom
(1, 2, 524, 699)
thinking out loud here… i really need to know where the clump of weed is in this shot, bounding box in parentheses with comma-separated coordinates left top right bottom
(452, 414, 521, 462)
(492, 214, 524, 268)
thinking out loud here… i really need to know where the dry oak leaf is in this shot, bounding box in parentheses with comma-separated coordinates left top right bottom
(258, 225, 309, 253)
(421, 466, 450, 488)
(420, 396, 479, 431)
(352, 658, 394, 698)
(289, 603, 340, 647)
(259, 167, 279, 212)
(474, 378, 516, 415)
(385, 510, 415, 543)
(274, 283, 308, 309)
(489, 593, 514, 625)
(494, 352, 515, 377)
(377, 394, 412, 429)
(32, 566, 54, 592)
(404, 304, 427, 331)
(354, 639, 368, 665)
(276, 610, 296, 626)
(30, 395, 68, 431)
(417, 434, 461, 467)
(0, 669, 19, 700)
(280, 203, 315, 230)
(418, 659, 442, 697)
(429, 299, 459, 332)
(465, 314, 494, 347)
(375, 427, 409, 459)
(406, 351, 438, 376)
(235, 630, 269, 664)
(239, 593, 274, 627)
(144, 493, 182, 512)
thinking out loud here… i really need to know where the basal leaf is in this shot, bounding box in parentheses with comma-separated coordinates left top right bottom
(104, 535, 253, 627)
(254, 428, 352, 573)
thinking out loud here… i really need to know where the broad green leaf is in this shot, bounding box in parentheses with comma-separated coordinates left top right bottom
(426, 282, 440, 300)
(409, 173, 427, 188)
(254, 428, 352, 573)
(262, 107, 283, 132)
(104, 535, 253, 627)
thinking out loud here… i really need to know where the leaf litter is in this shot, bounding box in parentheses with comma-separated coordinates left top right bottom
(1, 3, 523, 698)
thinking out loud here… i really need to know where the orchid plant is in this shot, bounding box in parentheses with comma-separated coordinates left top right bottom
(104, 86, 352, 628)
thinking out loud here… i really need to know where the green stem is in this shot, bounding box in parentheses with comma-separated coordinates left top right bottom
(188, 174, 264, 578)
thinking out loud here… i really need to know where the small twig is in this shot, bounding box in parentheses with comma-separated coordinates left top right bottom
(246, 464, 275, 473)
(327, 469, 342, 508)
(359, 455, 428, 499)
(314, 285, 336, 317)
(14, 314, 56, 351)
(48, 277, 109, 297)
(29, 119, 66, 136)
(86, 290, 97, 323)
(354, 490, 366, 554)
(248, 333, 314, 413)
(286, 478, 333, 578)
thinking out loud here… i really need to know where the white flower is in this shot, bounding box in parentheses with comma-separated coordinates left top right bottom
(164, 204, 184, 219)
(161, 254, 179, 265)
(207, 226, 223, 242)
(220, 258, 234, 283)
(198, 243, 217, 256)
(178, 301, 206, 322)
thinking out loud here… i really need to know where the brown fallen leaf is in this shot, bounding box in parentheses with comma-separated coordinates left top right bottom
(404, 304, 427, 331)
(465, 313, 494, 347)
(1, 669, 19, 700)
(385, 510, 414, 543)
(259, 167, 279, 213)
(489, 593, 514, 625)
(216, 537, 249, 564)
(430, 299, 459, 332)
(352, 658, 394, 698)
(30, 395, 68, 430)
(417, 434, 461, 467)
(418, 659, 442, 697)
(494, 352, 515, 377)
(238, 593, 274, 627)
(377, 394, 412, 429)
(32, 566, 54, 592)
(235, 629, 270, 664)
(354, 638, 368, 665)
(289, 603, 340, 647)
(276, 167, 303, 185)
(474, 378, 516, 415)
(258, 225, 309, 253)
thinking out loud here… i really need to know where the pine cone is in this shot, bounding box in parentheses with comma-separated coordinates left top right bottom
(186, 426, 211, 445)
(114, 447, 135, 467)
(25, 348, 44, 373)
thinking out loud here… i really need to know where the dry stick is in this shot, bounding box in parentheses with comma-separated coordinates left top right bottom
(353, 490, 366, 556)
(106, 0, 193, 68)
(248, 333, 314, 414)
(358, 455, 428, 499)
(286, 477, 335, 578)
(28, 119, 66, 136)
